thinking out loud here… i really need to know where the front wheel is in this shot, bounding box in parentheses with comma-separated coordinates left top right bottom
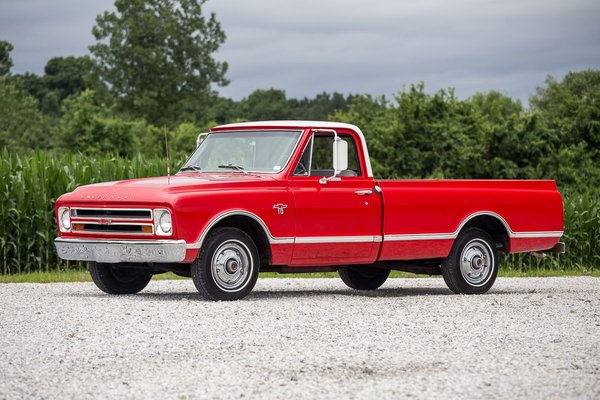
(441, 228, 498, 294)
(339, 267, 390, 290)
(191, 227, 259, 301)
(88, 262, 152, 294)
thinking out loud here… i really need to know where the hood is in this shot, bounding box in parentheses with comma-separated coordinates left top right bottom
(58, 173, 278, 205)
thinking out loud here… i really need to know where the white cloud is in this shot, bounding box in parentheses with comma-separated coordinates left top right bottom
(1, 0, 599, 103)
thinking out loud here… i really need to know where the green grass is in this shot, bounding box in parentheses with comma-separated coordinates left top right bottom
(1, 268, 597, 284)
(0, 270, 189, 283)
(497, 269, 600, 278)
(0, 270, 92, 283)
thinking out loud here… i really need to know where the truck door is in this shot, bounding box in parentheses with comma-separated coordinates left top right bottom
(289, 131, 379, 265)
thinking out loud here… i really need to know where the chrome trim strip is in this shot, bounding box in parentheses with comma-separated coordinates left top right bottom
(457, 211, 512, 235)
(384, 233, 456, 241)
(510, 231, 564, 239)
(70, 207, 153, 221)
(384, 231, 563, 241)
(186, 209, 562, 250)
(186, 210, 294, 249)
(271, 238, 295, 245)
(55, 238, 186, 263)
(384, 211, 562, 241)
(295, 236, 381, 244)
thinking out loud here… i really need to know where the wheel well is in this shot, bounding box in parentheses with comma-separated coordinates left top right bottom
(461, 215, 510, 253)
(212, 215, 272, 266)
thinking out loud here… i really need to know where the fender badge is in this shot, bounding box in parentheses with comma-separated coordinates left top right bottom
(273, 204, 288, 215)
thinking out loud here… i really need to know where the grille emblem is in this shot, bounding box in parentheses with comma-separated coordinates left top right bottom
(99, 218, 113, 225)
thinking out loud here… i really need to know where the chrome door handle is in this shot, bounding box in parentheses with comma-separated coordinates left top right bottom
(354, 190, 372, 196)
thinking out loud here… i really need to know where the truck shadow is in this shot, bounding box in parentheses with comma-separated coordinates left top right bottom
(73, 286, 452, 301)
(124, 286, 544, 301)
(248, 286, 454, 299)
(71, 284, 557, 301)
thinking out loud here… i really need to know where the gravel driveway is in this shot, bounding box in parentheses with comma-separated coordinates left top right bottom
(1, 277, 598, 399)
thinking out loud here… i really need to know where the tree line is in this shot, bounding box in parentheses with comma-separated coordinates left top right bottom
(0, 0, 599, 192)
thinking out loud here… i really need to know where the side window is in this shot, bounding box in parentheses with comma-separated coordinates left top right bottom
(293, 134, 361, 177)
(293, 136, 312, 176)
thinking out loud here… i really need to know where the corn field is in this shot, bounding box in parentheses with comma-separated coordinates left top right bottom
(0, 150, 173, 274)
(0, 150, 598, 274)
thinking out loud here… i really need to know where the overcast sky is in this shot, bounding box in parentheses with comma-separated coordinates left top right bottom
(1, 0, 599, 104)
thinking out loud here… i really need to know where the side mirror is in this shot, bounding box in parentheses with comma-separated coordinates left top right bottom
(196, 132, 209, 147)
(333, 137, 348, 174)
(315, 129, 349, 184)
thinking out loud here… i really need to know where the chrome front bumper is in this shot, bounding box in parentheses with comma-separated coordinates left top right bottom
(54, 238, 187, 263)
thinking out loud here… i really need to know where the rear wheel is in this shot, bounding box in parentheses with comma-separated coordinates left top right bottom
(88, 262, 152, 294)
(339, 267, 390, 290)
(191, 227, 259, 301)
(441, 228, 498, 294)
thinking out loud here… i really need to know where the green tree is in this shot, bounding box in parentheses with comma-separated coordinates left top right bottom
(529, 70, 600, 188)
(11, 56, 105, 116)
(208, 96, 240, 124)
(334, 85, 535, 181)
(287, 92, 353, 120)
(10, 73, 48, 106)
(44, 56, 108, 107)
(531, 70, 600, 148)
(89, 0, 228, 126)
(55, 90, 136, 156)
(0, 79, 49, 150)
(0, 40, 14, 77)
(171, 122, 201, 157)
(470, 91, 527, 179)
(240, 89, 290, 121)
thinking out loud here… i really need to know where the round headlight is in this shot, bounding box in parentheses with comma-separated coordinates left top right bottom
(159, 212, 172, 233)
(60, 208, 71, 230)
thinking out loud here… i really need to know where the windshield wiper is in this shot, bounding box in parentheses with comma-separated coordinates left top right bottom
(218, 163, 248, 175)
(179, 165, 202, 174)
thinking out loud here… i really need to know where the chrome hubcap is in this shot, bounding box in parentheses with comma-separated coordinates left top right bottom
(460, 239, 494, 287)
(211, 240, 252, 292)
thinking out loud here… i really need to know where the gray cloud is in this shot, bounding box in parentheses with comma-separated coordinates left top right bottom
(2, 0, 599, 104)
(0, 0, 114, 71)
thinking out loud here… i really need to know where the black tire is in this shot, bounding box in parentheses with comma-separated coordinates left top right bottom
(441, 227, 498, 294)
(88, 262, 152, 294)
(191, 227, 259, 301)
(339, 267, 390, 290)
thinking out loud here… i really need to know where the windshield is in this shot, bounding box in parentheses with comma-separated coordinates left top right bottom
(180, 130, 302, 174)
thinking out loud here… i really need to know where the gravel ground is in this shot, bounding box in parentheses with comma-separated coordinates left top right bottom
(0, 277, 598, 400)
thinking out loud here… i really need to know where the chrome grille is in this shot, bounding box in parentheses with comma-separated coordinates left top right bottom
(69, 208, 155, 236)
(70, 208, 152, 221)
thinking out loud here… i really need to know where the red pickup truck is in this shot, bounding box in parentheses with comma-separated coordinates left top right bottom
(55, 121, 564, 300)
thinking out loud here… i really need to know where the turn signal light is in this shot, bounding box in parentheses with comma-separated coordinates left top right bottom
(141, 225, 153, 234)
(72, 223, 85, 231)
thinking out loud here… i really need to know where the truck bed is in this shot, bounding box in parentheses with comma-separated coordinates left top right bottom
(376, 179, 564, 260)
